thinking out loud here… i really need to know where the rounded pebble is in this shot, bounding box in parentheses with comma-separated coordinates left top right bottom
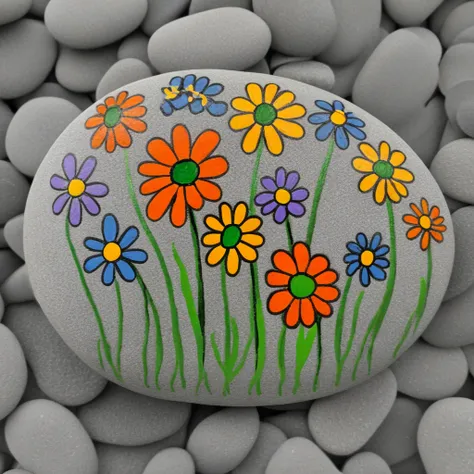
(384, 0, 444, 26)
(30, 0, 50, 17)
(6, 399, 98, 474)
(430, 0, 467, 35)
(391, 341, 468, 400)
(247, 59, 271, 75)
(0, 101, 13, 160)
(444, 80, 474, 125)
(143, 447, 194, 474)
(445, 194, 466, 213)
(462, 344, 474, 377)
(308, 370, 397, 455)
(342, 452, 391, 474)
(4, 302, 107, 406)
(269, 53, 312, 71)
(406, 26, 443, 65)
(118, 31, 151, 65)
(187, 407, 259, 474)
(265, 411, 312, 440)
(456, 101, 474, 137)
(190, 0, 250, 13)
(0, 19, 57, 99)
(0, 0, 32, 26)
(441, 2, 474, 47)
(273, 61, 335, 91)
(440, 120, 467, 149)
(142, 0, 191, 36)
(4, 470, 33, 474)
(0, 251, 22, 287)
(391, 454, 426, 474)
(439, 44, 474, 95)
(6, 98, 81, 178)
(21, 366, 51, 403)
(0, 265, 34, 305)
(3, 215, 24, 261)
(452, 25, 474, 45)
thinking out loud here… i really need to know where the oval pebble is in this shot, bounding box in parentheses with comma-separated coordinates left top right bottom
(6, 399, 98, 474)
(270, 53, 313, 71)
(0, 101, 13, 160)
(3, 215, 24, 260)
(406, 26, 443, 65)
(456, 100, 474, 137)
(0, 162, 28, 227)
(148, 8, 271, 72)
(308, 370, 397, 455)
(265, 410, 312, 440)
(463, 344, 474, 376)
(430, 0, 467, 35)
(0, 19, 57, 99)
(441, 2, 474, 47)
(253, 0, 337, 57)
(342, 452, 391, 474)
(384, 0, 444, 26)
(21, 366, 51, 403)
(247, 59, 271, 75)
(444, 80, 474, 126)
(30, 0, 50, 17)
(118, 31, 151, 65)
(445, 194, 466, 213)
(353, 29, 439, 127)
(0, 294, 4, 321)
(440, 120, 467, 149)
(143, 447, 194, 474)
(0, 251, 22, 287)
(391, 454, 426, 474)
(187, 407, 259, 474)
(4, 470, 33, 474)
(6, 98, 81, 178)
(0, 265, 34, 305)
(4, 302, 107, 406)
(439, 44, 474, 95)
(0, 0, 32, 25)
(273, 61, 335, 91)
(190, 0, 251, 13)
(391, 341, 468, 400)
(187, 405, 218, 435)
(142, 0, 190, 36)
(452, 25, 474, 45)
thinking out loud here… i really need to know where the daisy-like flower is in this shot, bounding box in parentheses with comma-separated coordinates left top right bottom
(352, 141, 415, 205)
(308, 100, 366, 150)
(161, 74, 228, 117)
(138, 124, 228, 228)
(229, 83, 306, 156)
(201, 202, 265, 277)
(403, 198, 447, 251)
(266, 242, 340, 329)
(255, 167, 309, 224)
(344, 232, 390, 287)
(50, 153, 108, 227)
(85, 91, 147, 153)
(84, 214, 148, 286)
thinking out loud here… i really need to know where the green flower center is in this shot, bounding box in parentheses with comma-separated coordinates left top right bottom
(171, 160, 199, 185)
(290, 274, 316, 299)
(360, 250, 375, 267)
(222, 225, 242, 248)
(104, 106, 122, 128)
(373, 161, 394, 179)
(255, 103, 277, 126)
(103, 242, 122, 262)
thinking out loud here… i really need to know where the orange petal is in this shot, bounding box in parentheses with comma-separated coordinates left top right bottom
(403, 214, 419, 226)
(432, 217, 445, 226)
(266, 271, 290, 288)
(315, 270, 338, 285)
(272, 250, 297, 275)
(315, 285, 339, 302)
(430, 205, 440, 220)
(146, 184, 178, 221)
(172, 125, 191, 160)
(406, 226, 422, 240)
(421, 230, 430, 250)
(85, 115, 104, 128)
(121, 117, 147, 133)
(138, 162, 171, 177)
(268, 290, 293, 314)
(191, 130, 221, 163)
(410, 202, 422, 217)
(374, 179, 386, 204)
(430, 230, 444, 242)
(311, 295, 332, 317)
(293, 242, 310, 273)
(284, 299, 301, 328)
(300, 298, 316, 327)
(421, 198, 429, 215)
(114, 123, 132, 148)
(186, 185, 204, 210)
(96, 104, 107, 115)
(171, 187, 187, 227)
(432, 224, 447, 232)
(139, 176, 172, 195)
(121, 94, 144, 110)
(195, 179, 222, 201)
(90, 125, 107, 149)
(147, 138, 177, 166)
(123, 106, 147, 118)
(105, 129, 116, 153)
(105, 97, 116, 108)
(306, 255, 329, 277)
(115, 91, 128, 105)
(199, 157, 229, 179)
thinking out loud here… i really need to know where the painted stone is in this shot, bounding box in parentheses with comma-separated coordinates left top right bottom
(24, 70, 454, 405)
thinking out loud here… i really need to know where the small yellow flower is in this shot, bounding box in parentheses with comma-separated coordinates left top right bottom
(229, 83, 306, 156)
(201, 202, 265, 276)
(352, 141, 415, 205)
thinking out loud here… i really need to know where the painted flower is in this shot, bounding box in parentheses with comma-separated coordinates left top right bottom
(308, 100, 366, 150)
(352, 141, 415, 205)
(229, 83, 306, 156)
(161, 74, 228, 117)
(201, 202, 264, 277)
(403, 198, 447, 251)
(138, 124, 228, 228)
(84, 214, 148, 286)
(255, 167, 309, 223)
(344, 232, 390, 287)
(85, 91, 147, 153)
(50, 153, 108, 227)
(266, 242, 340, 329)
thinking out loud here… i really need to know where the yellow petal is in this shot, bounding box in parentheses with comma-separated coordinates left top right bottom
(233, 202, 248, 225)
(246, 83, 263, 106)
(207, 245, 226, 266)
(392, 167, 415, 183)
(220, 202, 232, 226)
(352, 157, 374, 173)
(242, 124, 263, 154)
(240, 217, 262, 233)
(379, 141, 390, 161)
(374, 179, 387, 204)
(204, 215, 224, 232)
(392, 179, 408, 197)
(264, 84, 280, 104)
(202, 232, 221, 246)
(386, 179, 401, 203)
(264, 125, 284, 156)
(359, 143, 379, 162)
(237, 242, 258, 262)
(277, 104, 306, 120)
(389, 150, 406, 167)
(226, 248, 241, 276)
(359, 173, 379, 192)
(229, 113, 255, 131)
(231, 97, 256, 113)
(241, 233, 264, 247)
(273, 119, 304, 139)
(273, 91, 295, 110)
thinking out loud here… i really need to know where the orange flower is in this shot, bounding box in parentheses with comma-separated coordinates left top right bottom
(403, 198, 447, 251)
(138, 124, 229, 227)
(85, 91, 147, 153)
(266, 242, 340, 329)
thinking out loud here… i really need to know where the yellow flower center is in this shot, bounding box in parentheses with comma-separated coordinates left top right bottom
(419, 215, 432, 230)
(103, 242, 122, 262)
(68, 179, 86, 197)
(330, 110, 347, 126)
(360, 250, 375, 267)
(275, 188, 291, 205)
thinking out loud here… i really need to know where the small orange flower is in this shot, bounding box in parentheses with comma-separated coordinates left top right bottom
(138, 124, 229, 228)
(266, 242, 340, 329)
(85, 91, 147, 153)
(403, 198, 447, 251)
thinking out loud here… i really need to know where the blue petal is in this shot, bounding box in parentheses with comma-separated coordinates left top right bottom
(84, 238, 104, 252)
(122, 249, 148, 263)
(346, 116, 365, 128)
(315, 122, 335, 141)
(356, 233, 368, 249)
(369, 264, 387, 281)
(374, 258, 390, 268)
(183, 74, 196, 88)
(103, 214, 118, 243)
(116, 259, 136, 282)
(204, 83, 224, 96)
(102, 262, 115, 286)
(190, 100, 205, 114)
(160, 101, 174, 116)
(370, 232, 382, 250)
(207, 101, 228, 116)
(170, 94, 189, 110)
(347, 242, 362, 254)
(333, 100, 344, 111)
(360, 267, 371, 287)
(84, 255, 105, 273)
(335, 127, 349, 150)
(194, 76, 209, 93)
(169, 76, 183, 88)
(347, 261, 361, 276)
(315, 100, 333, 112)
(119, 226, 139, 250)
(375, 245, 390, 257)
(344, 253, 360, 264)
(345, 124, 367, 141)
(308, 112, 330, 124)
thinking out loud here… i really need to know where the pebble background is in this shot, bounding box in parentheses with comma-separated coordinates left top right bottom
(0, 0, 473, 473)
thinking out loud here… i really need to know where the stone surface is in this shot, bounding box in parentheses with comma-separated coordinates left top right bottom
(452, 25, 474, 45)
(0, 101, 13, 160)
(429, 0, 466, 35)
(406, 27, 443, 65)
(342, 452, 392, 474)
(190, 0, 251, 13)
(30, 0, 50, 17)
(265, 410, 312, 440)
(1, 265, 34, 305)
(444, 80, 474, 126)
(3, 215, 24, 260)
(118, 31, 151, 66)
(440, 2, 474, 47)
(273, 61, 335, 91)
(457, 101, 474, 137)
(391, 454, 426, 474)
(142, 0, 191, 36)
(439, 44, 474, 95)
(24, 70, 454, 405)
(384, 0, 444, 26)
(143, 447, 195, 474)
(0, 0, 32, 25)
(0, 251, 22, 286)
(440, 120, 467, 149)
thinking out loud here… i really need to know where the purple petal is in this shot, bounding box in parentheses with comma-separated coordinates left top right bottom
(77, 156, 97, 181)
(285, 171, 300, 190)
(262, 201, 278, 215)
(81, 195, 100, 216)
(69, 198, 82, 227)
(85, 183, 108, 197)
(288, 202, 305, 217)
(275, 167, 286, 187)
(62, 154, 77, 180)
(261, 176, 277, 192)
(291, 188, 310, 202)
(274, 205, 288, 223)
(52, 193, 70, 215)
(255, 192, 275, 206)
(50, 175, 68, 190)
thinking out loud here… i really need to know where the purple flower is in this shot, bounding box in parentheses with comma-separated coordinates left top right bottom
(255, 167, 309, 224)
(50, 153, 109, 227)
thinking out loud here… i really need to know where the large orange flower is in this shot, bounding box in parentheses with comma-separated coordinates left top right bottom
(138, 124, 229, 227)
(266, 242, 340, 329)
(85, 91, 147, 153)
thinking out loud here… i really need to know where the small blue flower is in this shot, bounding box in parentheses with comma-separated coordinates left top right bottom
(83, 214, 148, 286)
(161, 74, 228, 117)
(344, 232, 390, 287)
(308, 100, 366, 150)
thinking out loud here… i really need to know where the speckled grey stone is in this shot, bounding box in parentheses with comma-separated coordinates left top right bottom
(143, 448, 195, 474)
(0, 0, 32, 26)
(441, 2, 474, 47)
(142, 0, 190, 36)
(440, 120, 467, 149)
(391, 454, 425, 474)
(247, 59, 270, 75)
(118, 31, 151, 66)
(439, 44, 474, 95)
(391, 341, 468, 400)
(21, 366, 51, 403)
(406, 27, 443, 65)
(456, 101, 474, 137)
(1, 265, 34, 305)
(265, 410, 312, 440)
(342, 452, 391, 474)
(452, 25, 474, 45)
(0, 19, 57, 100)
(444, 80, 474, 126)
(187, 405, 218, 435)
(384, 0, 443, 26)
(445, 194, 466, 213)
(430, 0, 466, 35)
(3, 215, 23, 261)
(0, 251, 22, 287)
(190, 0, 251, 13)
(274, 61, 335, 91)
(270, 53, 312, 71)
(0, 101, 13, 160)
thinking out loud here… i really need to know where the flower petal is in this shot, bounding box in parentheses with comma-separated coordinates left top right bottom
(360, 267, 370, 287)
(69, 198, 82, 227)
(315, 270, 338, 285)
(335, 127, 349, 150)
(146, 184, 178, 221)
(374, 179, 387, 205)
(170, 187, 187, 227)
(85, 115, 104, 129)
(266, 271, 290, 287)
(285, 171, 300, 190)
(102, 262, 115, 286)
(369, 264, 387, 281)
(262, 201, 278, 215)
(206, 245, 226, 266)
(242, 124, 263, 154)
(195, 179, 222, 201)
(308, 113, 330, 124)
(62, 154, 77, 180)
(352, 157, 374, 173)
(375, 245, 389, 257)
(122, 105, 147, 118)
(315, 100, 333, 112)
(370, 232, 382, 250)
(273, 119, 304, 139)
(356, 233, 368, 248)
(272, 250, 297, 275)
(205, 215, 224, 232)
(199, 156, 228, 179)
(310, 295, 332, 317)
(274, 205, 288, 223)
(374, 258, 389, 268)
(231, 98, 256, 113)
(147, 138, 178, 166)
(229, 113, 255, 131)
(386, 179, 401, 203)
(102, 214, 118, 242)
(207, 101, 228, 116)
(50, 175, 68, 191)
(344, 124, 366, 141)
(301, 298, 316, 327)
(347, 261, 361, 276)
(76, 156, 97, 181)
(91, 125, 107, 149)
(172, 125, 191, 160)
(287, 202, 305, 217)
(392, 168, 415, 183)
(140, 177, 172, 195)
(315, 122, 335, 141)
(191, 129, 220, 163)
(255, 192, 275, 206)
(226, 248, 241, 276)
(315, 285, 339, 303)
(121, 94, 144, 110)
(205, 83, 224, 96)
(186, 185, 204, 210)
(105, 129, 116, 153)
(122, 249, 148, 263)
(84, 238, 105, 252)
(233, 202, 248, 225)
(237, 242, 258, 262)
(421, 231, 430, 250)
(240, 217, 262, 233)
(116, 259, 137, 282)
(246, 83, 263, 106)
(81, 194, 100, 216)
(241, 233, 264, 247)
(430, 230, 444, 242)
(273, 91, 295, 110)
(264, 83, 279, 104)
(306, 255, 329, 276)
(389, 150, 406, 167)
(379, 141, 390, 161)
(264, 125, 284, 156)
(407, 226, 422, 240)
(52, 193, 70, 215)
(346, 116, 365, 128)
(261, 176, 277, 192)
(277, 104, 306, 120)
(194, 76, 209, 92)
(268, 290, 294, 314)
(359, 143, 379, 162)
(118, 226, 139, 249)
(138, 162, 172, 178)
(293, 242, 310, 272)
(84, 255, 105, 273)
(202, 232, 221, 246)
(285, 299, 301, 328)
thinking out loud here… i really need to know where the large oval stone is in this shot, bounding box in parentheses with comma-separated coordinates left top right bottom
(24, 70, 454, 405)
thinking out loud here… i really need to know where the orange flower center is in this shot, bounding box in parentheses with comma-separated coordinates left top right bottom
(171, 160, 199, 185)
(330, 110, 347, 126)
(68, 179, 85, 197)
(103, 242, 121, 262)
(289, 273, 316, 299)
(275, 188, 291, 205)
(104, 106, 122, 128)
(419, 215, 432, 230)
(360, 250, 375, 267)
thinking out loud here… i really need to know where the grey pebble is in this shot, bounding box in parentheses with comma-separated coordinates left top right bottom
(418, 397, 474, 474)
(452, 25, 474, 45)
(0, 101, 13, 160)
(273, 61, 335, 91)
(4, 302, 107, 406)
(21, 366, 51, 403)
(380, 12, 397, 34)
(383, 0, 444, 26)
(462, 344, 474, 377)
(187, 405, 218, 435)
(391, 454, 426, 474)
(246, 59, 271, 75)
(253, 0, 337, 57)
(353, 29, 439, 127)
(0, 19, 57, 99)
(6, 98, 81, 177)
(444, 80, 474, 125)
(142, 447, 195, 474)
(439, 44, 474, 95)
(0, 228, 6, 248)
(265, 410, 312, 440)
(6, 399, 98, 474)
(0, 265, 34, 305)
(0, 418, 9, 453)
(187, 407, 259, 474)
(45, 0, 148, 49)
(0, 251, 22, 287)
(391, 341, 468, 400)
(96, 59, 152, 100)
(77, 383, 190, 446)
(190, 0, 251, 14)
(142, 0, 190, 36)
(440, 2, 474, 47)
(429, 0, 467, 35)
(308, 370, 397, 456)
(444, 194, 466, 213)
(269, 53, 312, 71)
(118, 31, 151, 65)
(439, 120, 467, 149)
(148, 8, 271, 72)
(406, 27, 443, 65)
(342, 452, 392, 474)
(268, 401, 312, 411)
(4, 470, 33, 474)
(455, 374, 474, 398)
(456, 101, 474, 137)
(266, 437, 341, 474)
(30, 0, 50, 17)
(0, 293, 4, 321)
(0, 453, 13, 472)
(0, 0, 31, 26)
(55, 45, 118, 93)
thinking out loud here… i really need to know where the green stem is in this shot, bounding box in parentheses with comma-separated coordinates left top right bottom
(286, 219, 294, 249)
(114, 279, 124, 375)
(334, 277, 352, 383)
(249, 138, 265, 214)
(98, 340, 104, 370)
(137, 276, 150, 388)
(313, 319, 322, 391)
(393, 308, 417, 359)
(293, 325, 317, 394)
(277, 326, 287, 396)
(221, 262, 232, 364)
(352, 317, 376, 381)
(413, 245, 432, 333)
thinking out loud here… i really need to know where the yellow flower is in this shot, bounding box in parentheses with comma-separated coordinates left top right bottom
(201, 202, 265, 276)
(229, 83, 306, 156)
(352, 141, 415, 205)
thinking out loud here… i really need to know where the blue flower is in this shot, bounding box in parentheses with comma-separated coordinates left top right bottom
(83, 214, 148, 286)
(344, 232, 390, 287)
(308, 100, 366, 150)
(160, 74, 228, 117)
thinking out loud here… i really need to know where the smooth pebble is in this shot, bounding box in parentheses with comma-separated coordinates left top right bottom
(384, 0, 444, 26)
(0, 294, 4, 321)
(269, 53, 312, 71)
(3, 215, 24, 261)
(0, 265, 34, 305)
(440, 2, 474, 47)
(444, 194, 466, 213)
(0, 251, 22, 287)
(4, 470, 33, 474)
(391, 454, 426, 474)
(247, 59, 271, 75)
(429, 0, 467, 34)
(439, 120, 467, 149)
(273, 61, 335, 91)
(21, 366, 51, 403)
(342, 452, 392, 474)
(142, 447, 195, 474)
(406, 27, 443, 64)
(456, 375, 474, 398)
(142, 0, 190, 36)
(452, 25, 474, 45)
(187, 405, 219, 435)
(265, 410, 312, 440)
(463, 344, 474, 377)
(439, 44, 474, 95)
(444, 80, 474, 125)
(190, 0, 251, 13)
(0, 0, 32, 26)
(0, 101, 13, 160)
(456, 101, 474, 137)
(118, 31, 151, 65)
(30, 0, 50, 17)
